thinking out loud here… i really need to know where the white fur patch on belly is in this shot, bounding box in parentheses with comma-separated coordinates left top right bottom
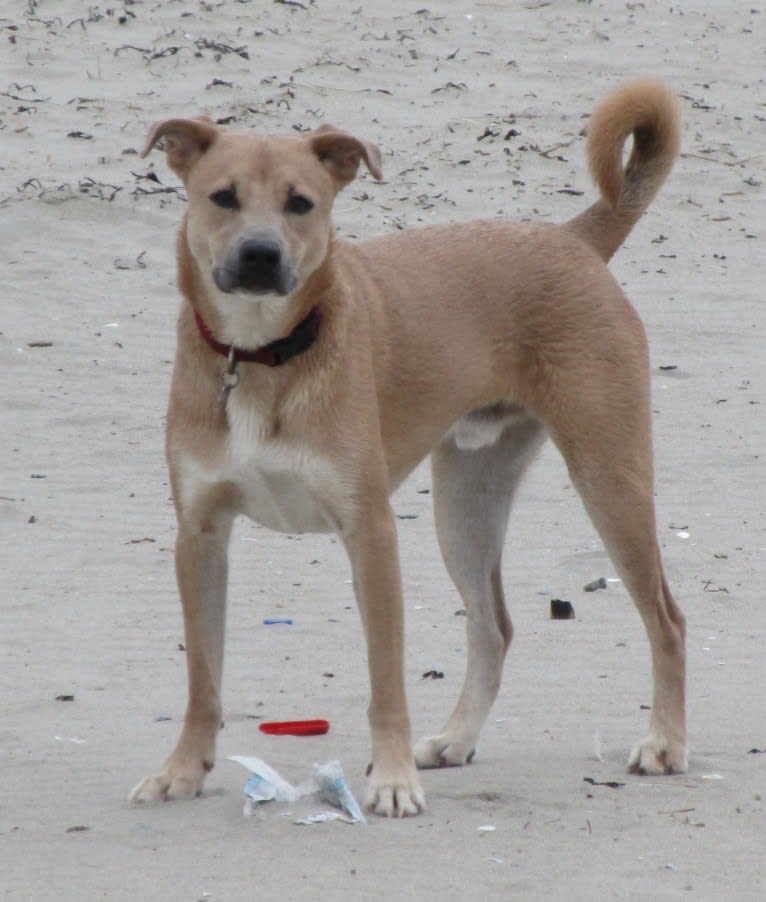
(446, 404, 529, 451)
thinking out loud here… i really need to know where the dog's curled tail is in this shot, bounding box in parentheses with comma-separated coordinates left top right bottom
(566, 79, 681, 262)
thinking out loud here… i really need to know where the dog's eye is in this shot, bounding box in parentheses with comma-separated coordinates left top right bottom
(285, 193, 314, 215)
(210, 188, 239, 210)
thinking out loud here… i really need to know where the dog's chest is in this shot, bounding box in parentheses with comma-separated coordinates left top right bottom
(185, 397, 340, 535)
(232, 398, 340, 534)
(236, 457, 335, 535)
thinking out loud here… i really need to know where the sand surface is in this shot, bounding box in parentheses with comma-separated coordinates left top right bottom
(1, 1, 764, 899)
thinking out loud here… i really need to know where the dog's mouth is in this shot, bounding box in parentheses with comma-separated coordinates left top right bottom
(213, 238, 297, 297)
(212, 263, 298, 297)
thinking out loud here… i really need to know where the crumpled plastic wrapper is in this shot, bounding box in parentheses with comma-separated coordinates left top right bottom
(228, 756, 366, 824)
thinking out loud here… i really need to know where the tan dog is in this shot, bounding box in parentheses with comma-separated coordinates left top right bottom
(130, 79, 687, 817)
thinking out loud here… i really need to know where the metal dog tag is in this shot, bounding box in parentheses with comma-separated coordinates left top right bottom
(218, 347, 240, 409)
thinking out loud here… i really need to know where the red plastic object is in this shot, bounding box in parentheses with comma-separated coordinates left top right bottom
(258, 719, 330, 736)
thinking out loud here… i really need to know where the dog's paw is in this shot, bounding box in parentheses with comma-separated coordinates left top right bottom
(129, 758, 211, 804)
(366, 762, 426, 817)
(414, 734, 475, 769)
(628, 733, 687, 775)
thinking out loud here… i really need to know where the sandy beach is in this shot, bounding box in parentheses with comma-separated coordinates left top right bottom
(1, 1, 764, 898)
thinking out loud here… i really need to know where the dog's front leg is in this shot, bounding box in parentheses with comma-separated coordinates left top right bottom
(130, 507, 233, 803)
(344, 502, 425, 817)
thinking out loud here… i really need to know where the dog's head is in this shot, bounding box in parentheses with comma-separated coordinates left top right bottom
(142, 118, 382, 302)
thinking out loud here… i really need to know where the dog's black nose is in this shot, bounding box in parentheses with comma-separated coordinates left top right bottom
(238, 239, 283, 291)
(241, 239, 281, 269)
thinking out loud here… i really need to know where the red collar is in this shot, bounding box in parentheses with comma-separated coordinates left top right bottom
(193, 307, 321, 367)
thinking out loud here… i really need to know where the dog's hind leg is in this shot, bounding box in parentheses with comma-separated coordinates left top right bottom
(561, 444, 687, 774)
(414, 414, 546, 768)
(543, 352, 687, 775)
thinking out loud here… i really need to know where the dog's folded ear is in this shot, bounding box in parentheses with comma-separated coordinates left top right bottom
(141, 116, 219, 178)
(309, 124, 383, 187)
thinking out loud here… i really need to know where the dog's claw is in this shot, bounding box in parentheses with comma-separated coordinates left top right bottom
(129, 758, 210, 804)
(129, 771, 202, 804)
(628, 733, 687, 776)
(367, 785, 425, 818)
(414, 735, 476, 769)
(366, 764, 426, 817)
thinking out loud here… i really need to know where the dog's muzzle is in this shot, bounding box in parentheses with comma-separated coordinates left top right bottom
(213, 237, 296, 296)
